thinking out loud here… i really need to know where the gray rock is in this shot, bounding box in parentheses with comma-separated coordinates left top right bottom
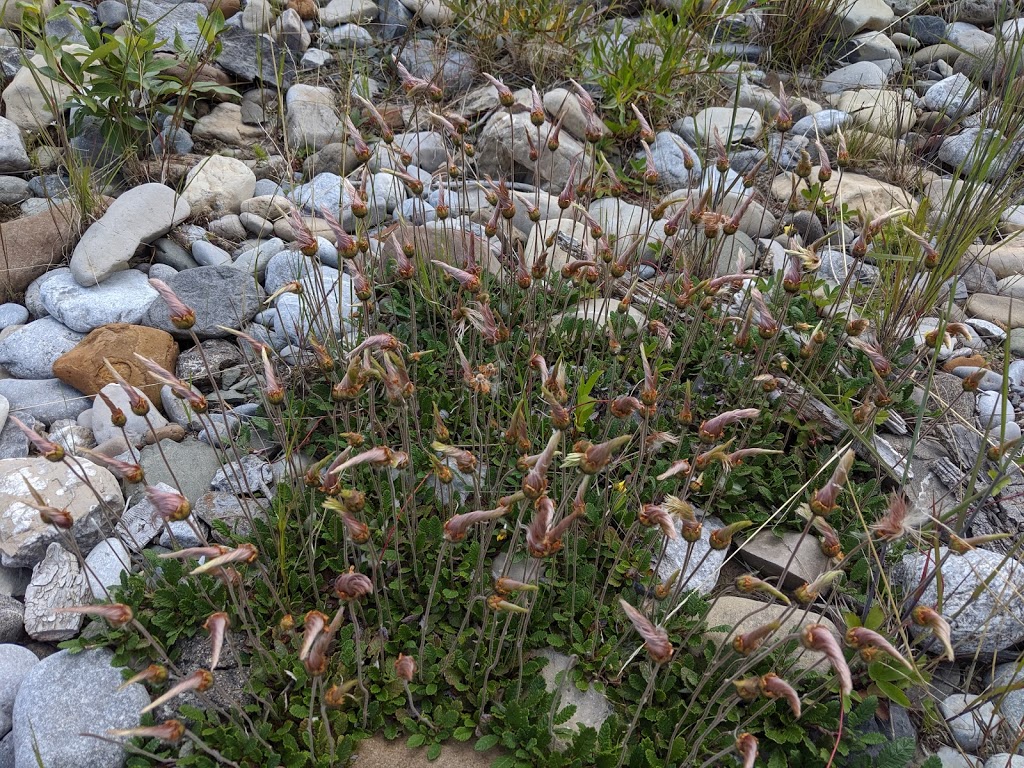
(321, 23, 374, 48)
(903, 15, 947, 46)
(0, 644, 36, 737)
(976, 389, 1013, 431)
(195, 491, 268, 541)
(141, 265, 266, 340)
(210, 454, 273, 494)
(0, 318, 84, 379)
(287, 171, 346, 215)
(0, 307, 25, 331)
(158, 516, 205, 549)
(300, 47, 333, 69)
(264, 248, 340, 294)
(215, 24, 297, 89)
(398, 38, 477, 94)
(375, 0, 411, 39)
(821, 61, 888, 93)
(0, 596, 23, 643)
(642, 131, 702, 188)
(285, 84, 343, 152)
(988, 661, 1024, 730)
(69, 183, 191, 285)
(0, 177, 27, 205)
(0, 118, 29, 174)
(12, 648, 150, 768)
(924, 73, 982, 114)
(0, 379, 88, 426)
(940, 693, 1000, 752)
(47, 421, 96, 456)
(153, 237, 199, 271)
(0, 566, 28, 599)
(938, 128, 1024, 181)
(91, 382, 168, 445)
(0, 731, 11, 768)
(82, 538, 130, 599)
(96, 0, 129, 27)
(935, 745, 980, 768)
(113, 486, 168, 552)
(37, 268, 159, 333)
(536, 648, 610, 748)
(736, 530, 829, 590)
(133, 438, 221, 504)
(23, 543, 88, 641)
(198, 412, 240, 446)
(271, 273, 357, 344)
(191, 240, 233, 267)
(232, 237, 287, 278)
(656, 513, 726, 596)
(176, 339, 244, 390)
(984, 756, 1024, 768)
(894, 548, 1024, 657)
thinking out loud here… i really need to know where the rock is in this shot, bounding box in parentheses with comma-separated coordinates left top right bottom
(923, 176, 992, 223)
(0, 379, 88, 426)
(0, 117, 29, 173)
(241, 0, 273, 30)
(195, 491, 268, 541)
(836, 0, 894, 37)
(133, 438, 221, 504)
(895, 548, 1024, 657)
(0, 645, 36, 737)
(1, 53, 71, 132)
(0, 305, 26, 330)
(643, 131, 702, 189)
(924, 73, 982, 114)
(141, 265, 265, 339)
(984, 756, 1024, 768)
(182, 155, 257, 216)
(287, 171, 346, 215)
(53, 323, 178, 403)
(938, 128, 1024, 181)
(397, 38, 475, 93)
(771, 167, 913, 222)
(940, 694, 1000, 752)
(843, 30, 902, 65)
(972, 242, 1024, 280)
(192, 240, 232, 266)
(0, 457, 122, 568)
(542, 87, 610, 142)
(267, 272, 357, 343)
(210, 454, 273, 494)
(736, 530, 830, 590)
(935, 746, 981, 768)
(272, 7, 309, 51)
(704, 596, 841, 670)
(192, 103, 267, 145)
(693, 106, 762, 145)
(833, 88, 916, 136)
(384, 130, 449, 173)
(114, 482, 175, 551)
(319, 0, 377, 24)
(0, 596, 23, 643)
(22, 543, 88, 641)
(0, 202, 79, 296)
(82, 538, 130, 598)
(47, 421, 95, 456)
(285, 83, 343, 152)
(355, 736, 497, 767)
(37, 268, 159, 333)
(12, 648, 150, 768)
(535, 648, 610, 747)
(91, 382, 167, 445)
(655, 514, 726, 596)
(988, 662, 1024, 731)
(821, 61, 887, 94)
(966, 294, 1024, 329)
(69, 184, 189, 285)
(216, 24, 297, 88)
(0, 319, 84, 379)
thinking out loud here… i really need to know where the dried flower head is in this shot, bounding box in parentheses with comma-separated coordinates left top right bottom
(801, 624, 852, 696)
(141, 669, 214, 714)
(810, 449, 855, 516)
(395, 653, 416, 682)
(911, 605, 954, 661)
(619, 598, 673, 663)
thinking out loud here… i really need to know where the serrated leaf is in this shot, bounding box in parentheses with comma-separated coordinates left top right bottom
(426, 742, 442, 761)
(408, 734, 426, 748)
(475, 734, 499, 751)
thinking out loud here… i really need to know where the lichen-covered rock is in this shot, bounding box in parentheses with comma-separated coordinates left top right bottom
(23, 543, 88, 641)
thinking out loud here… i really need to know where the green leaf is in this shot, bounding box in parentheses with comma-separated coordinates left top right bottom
(407, 734, 426, 748)
(475, 735, 499, 752)
(426, 742, 442, 761)
(574, 370, 603, 430)
(874, 680, 912, 708)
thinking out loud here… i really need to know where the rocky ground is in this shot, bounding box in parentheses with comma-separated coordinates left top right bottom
(0, 0, 1023, 766)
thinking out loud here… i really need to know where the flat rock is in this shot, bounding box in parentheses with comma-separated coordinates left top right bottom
(182, 155, 257, 215)
(114, 482, 175, 551)
(53, 323, 178, 403)
(141, 265, 265, 339)
(536, 648, 610, 747)
(771, 166, 913, 222)
(195, 491, 268, 541)
(835, 0, 894, 37)
(966, 294, 1024, 330)
(893, 548, 1024, 657)
(736, 530, 830, 590)
(0, 378, 88, 426)
(0, 595, 23, 643)
(210, 455, 273, 495)
(285, 83, 344, 152)
(0, 318, 84, 379)
(69, 184, 189, 285)
(0, 644, 37, 737)
(971, 241, 1024, 280)
(22, 543, 88, 641)
(91, 382, 168, 445)
(656, 514, 726, 596)
(0, 201, 79, 296)
(131, 438, 221, 504)
(12, 648, 150, 768)
(37, 268, 159, 333)
(821, 61, 887, 94)
(704, 595, 841, 671)
(397, 37, 476, 94)
(0, 457, 122, 568)
(833, 88, 916, 136)
(82, 537, 130, 599)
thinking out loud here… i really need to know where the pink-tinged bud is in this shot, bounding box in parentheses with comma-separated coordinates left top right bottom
(444, 506, 507, 542)
(57, 603, 134, 627)
(108, 720, 186, 743)
(299, 610, 329, 661)
(681, 519, 703, 542)
(562, 433, 633, 475)
(735, 574, 790, 605)
(794, 569, 843, 604)
(483, 73, 515, 107)
(333, 568, 373, 600)
(352, 93, 393, 143)
(95, 389, 127, 427)
(775, 83, 792, 132)
(148, 278, 195, 330)
(732, 620, 780, 655)
(736, 733, 758, 768)
(631, 103, 655, 143)
(698, 408, 760, 442)
(522, 431, 561, 499)
(761, 674, 801, 719)
(118, 664, 168, 691)
(640, 140, 659, 185)
(431, 441, 477, 473)
(190, 543, 258, 575)
(811, 516, 843, 559)
(203, 612, 229, 670)
(141, 669, 214, 714)
(259, 348, 285, 406)
(395, 653, 416, 682)
(911, 605, 954, 661)
(104, 362, 150, 416)
(638, 504, 678, 540)
(9, 417, 63, 461)
(133, 355, 207, 414)
(810, 449, 855, 516)
(487, 594, 529, 613)
(526, 494, 581, 558)
(733, 677, 760, 701)
(431, 259, 480, 293)
(846, 627, 914, 670)
(619, 599, 673, 664)
(801, 624, 852, 697)
(656, 459, 692, 481)
(494, 576, 538, 596)
(145, 485, 191, 523)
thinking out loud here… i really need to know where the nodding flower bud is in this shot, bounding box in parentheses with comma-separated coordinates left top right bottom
(522, 430, 561, 500)
(810, 449, 855, 516)
(530, 86, 545, 126)
(333, 568, 373, 601)
(104, 362, 150, 416)
(619, 598, 674, 663)
(801, 624, 852, 696)
(145, 485, 191, 523)
(911, 605, 954, 661)
(562, 433, 632, 475)
(483, 73, 515, 107)
(794, 569, 843, 604)
(736, 733, 759, 768)
(698, 408, 760, 442)
(710, 520, 752, 550)
(761, 674, 801, 719)
(84, 451, 145, 483)
(812, 515, 843, 558)
(732, 620, 780, 655)
(638, 503, 678, 539)
(96, 389, 127, 427)
(640, 140, 659, 185)
(9, 417, 63, 461)
(118, 664, 168, 691)
(57, 602, 134, 627)
(108, 720, 187, 744)
(494, 576, 538, 596)
(733, 677, 761, 701)
(631, 103, 655, 143)
(775, 83, 792, 132)
(431, 259, 480, 293)
(735, 574, 790, 605)
(526, 494, 581, 558)
(395, 653, 415, 683)
(148, 278, 196, 330)
(845, 627, 914, 670)
(443, 506, 508, 542)
(681, 518, 703, 542)
(547, 115, 563, 151)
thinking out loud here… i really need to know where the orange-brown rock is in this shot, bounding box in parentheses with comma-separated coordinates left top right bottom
(53, 323, 179, 403)
(288, 0, 317, 20)
(942, 355, 988, 373)
(206, 0, 241, 17)
(0, 201, 79, 298)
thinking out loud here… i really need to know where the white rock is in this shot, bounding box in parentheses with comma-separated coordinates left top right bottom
(181, 155, 257, 215)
